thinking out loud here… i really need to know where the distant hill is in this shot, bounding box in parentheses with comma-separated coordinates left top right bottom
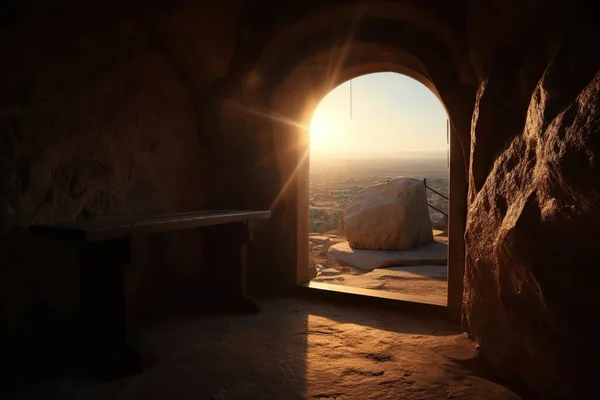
(311, 150, 447, 160)
(310, 156, 449, 180)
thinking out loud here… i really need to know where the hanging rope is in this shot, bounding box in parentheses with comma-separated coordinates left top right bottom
(447, 118, 450, 168)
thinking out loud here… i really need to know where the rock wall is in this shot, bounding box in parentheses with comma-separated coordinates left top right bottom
(0, 0, 242, 347)
(464, 1, 600, 398)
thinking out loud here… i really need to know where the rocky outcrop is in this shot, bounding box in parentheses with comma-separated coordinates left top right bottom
(343, 178, 433, 250)
(328, 240, 447, 270)
(463, 10, 600, 398)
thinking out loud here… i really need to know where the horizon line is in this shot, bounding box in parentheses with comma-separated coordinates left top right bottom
(311, 154, 448, 160)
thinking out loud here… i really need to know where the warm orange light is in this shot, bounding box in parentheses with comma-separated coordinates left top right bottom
(310, 115, 341, 153)
(310, 118, 328, 140)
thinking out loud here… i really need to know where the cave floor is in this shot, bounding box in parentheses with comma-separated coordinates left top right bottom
(5, 297, 520, 400)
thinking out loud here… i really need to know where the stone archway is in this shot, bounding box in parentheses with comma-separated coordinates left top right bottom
(208, 1, 477, 318)
(247, 27, 475, 314)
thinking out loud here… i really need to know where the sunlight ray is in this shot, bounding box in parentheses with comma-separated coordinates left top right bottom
(270, 145, 310, 211)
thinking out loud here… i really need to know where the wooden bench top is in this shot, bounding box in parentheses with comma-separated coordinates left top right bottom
(29, 210, 271, 242)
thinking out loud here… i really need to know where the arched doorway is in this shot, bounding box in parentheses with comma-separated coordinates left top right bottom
(248, 5, 474, 317)
(306, 72, 449, 306)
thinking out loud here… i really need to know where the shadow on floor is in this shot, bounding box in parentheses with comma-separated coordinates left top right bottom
(2, 297, 527, 400)
(448, 354, 539, 400)
(294, 296, 456, 336)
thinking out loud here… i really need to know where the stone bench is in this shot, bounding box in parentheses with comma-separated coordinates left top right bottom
(29, 210, 270, 376)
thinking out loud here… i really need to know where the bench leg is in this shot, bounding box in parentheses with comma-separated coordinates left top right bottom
(79, 238, 142, 377)
(202, 222, 258, 313)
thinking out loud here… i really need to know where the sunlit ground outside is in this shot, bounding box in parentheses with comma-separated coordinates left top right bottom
(308, 72, 449, 305)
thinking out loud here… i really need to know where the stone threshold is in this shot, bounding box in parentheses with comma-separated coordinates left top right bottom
(296, 281, 455, 322)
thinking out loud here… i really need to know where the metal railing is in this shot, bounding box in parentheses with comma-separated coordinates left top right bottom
(423, 178, 448, 218)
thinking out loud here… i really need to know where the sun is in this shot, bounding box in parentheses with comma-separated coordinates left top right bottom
(309, 113, 341, 153)
(310, 117, 328, 140)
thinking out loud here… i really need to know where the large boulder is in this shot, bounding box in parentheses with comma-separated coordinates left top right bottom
(343, 178, 433, 250)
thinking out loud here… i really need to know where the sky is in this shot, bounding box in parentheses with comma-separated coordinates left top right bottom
(309, 72, 448, 159)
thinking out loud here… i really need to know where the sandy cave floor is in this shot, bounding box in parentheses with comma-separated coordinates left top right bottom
(4, 297, 522, 400)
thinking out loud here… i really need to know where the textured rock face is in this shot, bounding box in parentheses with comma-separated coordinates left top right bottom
(0, 1, 239, 346)
(464, 17, 600, 399)
(343, 178, 433, 250)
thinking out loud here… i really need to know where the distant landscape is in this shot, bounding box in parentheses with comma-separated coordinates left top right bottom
(309, 157, 449, 233)
(310, 150, 448, 160)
